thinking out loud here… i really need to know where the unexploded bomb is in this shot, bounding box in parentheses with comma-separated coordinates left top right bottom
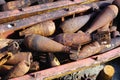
(19, 20, 55, 37)
(60, 14, 92, 33)
(85, 5, 118, 34)
(24, 34, 70, 52)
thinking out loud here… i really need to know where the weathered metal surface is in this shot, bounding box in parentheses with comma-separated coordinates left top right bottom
(24, 34, 70, 52)
(85, 5, 118, 34)
(54, 31, 91, 47)
(0, 0, 93, 24)
(10, 47, 120, 80)
(3, 0, 38, 10)
(60, 14, 92, 33)
(4, 60, 30, 79)
(0, 5, 91, 38)
(19, 20, 55, 37)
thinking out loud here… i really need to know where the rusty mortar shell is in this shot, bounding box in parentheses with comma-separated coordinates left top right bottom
(96, 65, 115, 80)
(60, 14, 92, 33)
(47, 53, 60, 67)
(54, 30, 91, 47)
(6, 52, 32, 65)
(24, 34, 70, 53)
(70, 41, 104, 60)
(0, 39, 13, 49)
(19, 20, 55, 37)
(70, 37, 120, 60)
(5, 60, 30, 79)
(85, 5, 118, 34)
(0, 52, 13, 66)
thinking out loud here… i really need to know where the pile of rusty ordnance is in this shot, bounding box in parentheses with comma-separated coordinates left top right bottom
(0, 0, 120, 80)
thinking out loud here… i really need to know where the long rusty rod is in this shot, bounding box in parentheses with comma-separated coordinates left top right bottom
(0, 0, 95, 24)
(0, 5, 91, 38)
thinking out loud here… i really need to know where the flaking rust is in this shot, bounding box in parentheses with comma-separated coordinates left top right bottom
(6, 52, 33, 65)
(54, 31, 91, 47)
(60, 14, 92, 33)
(85, 5, 118, 34)
(0, 4, 91, 38)
(70, 37, 120, 60)
(19, 20, 55, 37)
(0, 0, 90, 24)
(24, 34, 70, 53)
(4, 60, 30, 79)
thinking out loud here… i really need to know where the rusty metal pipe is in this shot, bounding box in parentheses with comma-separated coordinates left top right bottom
(0, 0, 91, 24)
(0, 4, 91, 38)
(24, 34, 70, 53)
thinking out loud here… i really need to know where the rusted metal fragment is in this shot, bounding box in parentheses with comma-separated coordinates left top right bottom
(0, 5, 90, 38)
(3, 0, 38, 10)
(10, 47, 120, 80)
(0, 0, 91, 24)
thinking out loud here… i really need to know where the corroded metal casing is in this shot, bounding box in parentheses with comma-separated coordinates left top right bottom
(86, 5, 118, 34)
(24, 34, 70, 52)
(5, 60, 30, 79)
(70, 41, 103, 60)
(6, 52, 32, 65)
(60, 14, 91, 33)
(54, 31, 91, 47)
(19, 20, 55, 37)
